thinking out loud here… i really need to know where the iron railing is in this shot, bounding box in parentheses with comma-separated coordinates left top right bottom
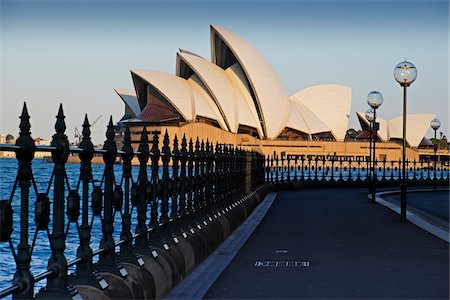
(0, 103, 448, 299)
(0, 103, 265, 299)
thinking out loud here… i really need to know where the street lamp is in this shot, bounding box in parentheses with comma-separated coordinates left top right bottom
(365, 108, 374, 196)
(367, 91, 383, 203)
(394, 60, 417, 223)
(430, 118, 441, 188)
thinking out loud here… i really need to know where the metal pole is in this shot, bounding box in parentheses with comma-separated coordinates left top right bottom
(433, 129, 437, 189)
(400, 85, 407, 223)
(368, 120, 373, 195)
(371, 108, 377, 203)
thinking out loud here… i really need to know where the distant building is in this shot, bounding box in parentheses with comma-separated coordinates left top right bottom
(356, 112, 436, 148)
(0, 134, 16, 158)
(113, 24, 447, 162)
(115, 24, 351, 142)
(34, 137, 51, 158)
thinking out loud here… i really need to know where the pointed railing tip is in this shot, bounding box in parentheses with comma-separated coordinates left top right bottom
(141, 126, 149, 143)
(105, 116, 115, 142)
(21, 102, 30, 118)
(55, 104, 66, 134)
(19, 102, 32, 135)
(57, 103, 64, 117)
(83, 114, 90, 126)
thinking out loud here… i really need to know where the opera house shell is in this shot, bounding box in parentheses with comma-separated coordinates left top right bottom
(115, 24, 352, 141)
(356, 112, 436, 148)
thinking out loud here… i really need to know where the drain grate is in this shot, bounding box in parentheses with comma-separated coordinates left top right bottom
(254, 260, 310, 267)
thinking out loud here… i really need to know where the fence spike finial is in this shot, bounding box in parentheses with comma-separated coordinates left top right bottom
(55, 103, 66, 134)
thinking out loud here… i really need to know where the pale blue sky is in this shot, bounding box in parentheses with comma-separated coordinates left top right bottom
(1, 0, 448, 144)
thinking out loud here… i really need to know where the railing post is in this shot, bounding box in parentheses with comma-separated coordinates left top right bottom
(171, 135, 180, 220)
(348, 159, 352, 182)
(300, 156, 305, 181)
(199, 140, 206, 208)
(356, 160, 361, 182)
(99, 117, 117, 265)
(187, 139, 194, 213)
(46, 104, 69, 294)
(160, 130, 171, 225)
(76, 115, 94, 276)
(321, 157, 326, 181)
(135, 127, 149, 247)
(307, 157, 312, 181)
(205, 141, 211, 206)
(275, 153, 279, 183)
(178, 135, 187, 216)
(215, 143, 222, 202)
(120, 125, 134, 255)
(315, 157, 319, 181)
(13, 103, 35, 299)
(330, 157, 335, 182)
(150, 130, 160, 229)
(194, 138, 200, 211)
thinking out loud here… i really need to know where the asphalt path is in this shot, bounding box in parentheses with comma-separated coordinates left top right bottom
(387, 190, 449, 223)
(205, 188, 449, 299)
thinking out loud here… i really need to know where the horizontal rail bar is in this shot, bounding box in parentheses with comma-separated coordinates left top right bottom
(0, 144, 21, 151)
(67, 257, 83, 268)
(0, 284, 20, 299)
(36, 145, 57, 152)
(92, 247, 107, 256)
(35, 268, 56, 282)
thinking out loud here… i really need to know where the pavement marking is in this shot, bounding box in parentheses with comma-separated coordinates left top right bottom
(373, 190, 449, 243)
(254, 260, 310, 268)
(166, 192, 278, 300)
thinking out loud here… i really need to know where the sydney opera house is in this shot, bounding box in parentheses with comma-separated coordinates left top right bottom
(115, 24, 443, 161)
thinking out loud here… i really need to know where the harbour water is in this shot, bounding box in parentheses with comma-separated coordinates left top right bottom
(0, 158, 143, 294)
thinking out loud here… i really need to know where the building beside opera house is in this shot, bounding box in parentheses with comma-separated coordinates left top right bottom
(115, 24, 448, 162)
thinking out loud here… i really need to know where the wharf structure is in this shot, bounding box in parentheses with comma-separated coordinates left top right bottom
(114, 24, 448, 162)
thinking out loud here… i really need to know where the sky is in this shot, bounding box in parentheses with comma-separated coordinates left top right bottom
(1, 0, 448, 145)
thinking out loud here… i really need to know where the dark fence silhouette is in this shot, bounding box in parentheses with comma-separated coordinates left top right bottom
(0, 104, 448, 299)
(0, 103, 266, 299)
(265, 153, 449, 187)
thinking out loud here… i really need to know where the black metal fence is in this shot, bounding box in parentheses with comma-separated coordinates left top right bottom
(265, 153, 449, 185)
(0, 104, 265, 299)
(0, 104, 448, 299)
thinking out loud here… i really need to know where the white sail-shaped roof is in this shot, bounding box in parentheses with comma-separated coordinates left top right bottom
(389, 114, 436, 147)
(290, 101, 330, 135)
(114, 89, 141, 118)
(211, 24, 290, 139)
(187, 74, 228, 131)
(356, 112, 389, 142)
(225, 63, 264, 138)
(290, 84, 351, 141)
(356, 112, 435, 147)
(177, 52, 238, 133)
(131, 70, 194, 121)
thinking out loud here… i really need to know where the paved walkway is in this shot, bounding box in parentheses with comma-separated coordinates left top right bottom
(204, 188, 449, 299)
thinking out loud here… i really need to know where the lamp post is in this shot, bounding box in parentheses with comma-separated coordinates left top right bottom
(430, 118, 441, 189)
(367, 91, 383, 203)
(365, 108, 374, 197)
(394, 60, 417, 223)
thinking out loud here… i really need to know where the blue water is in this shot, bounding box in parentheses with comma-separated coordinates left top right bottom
(0, 158, 146, 295)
